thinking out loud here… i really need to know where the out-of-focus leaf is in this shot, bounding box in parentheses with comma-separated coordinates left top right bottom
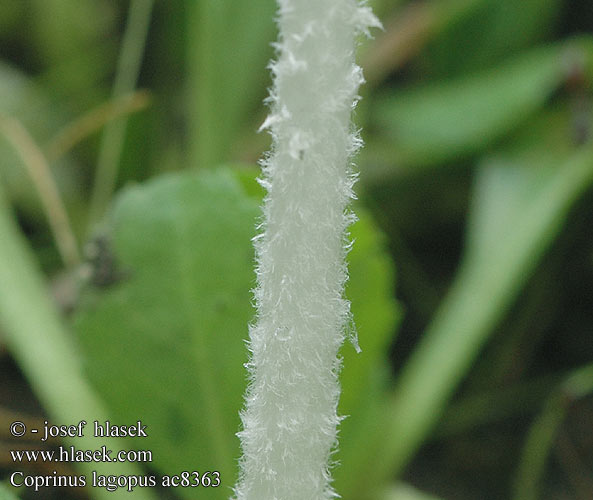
(423, 0, 562, 77)
(342, 139, 593, 498)
(371, 42, 581, 171)
(188, 0, 277, 168)
(418, 105, 591, 430)
(74, 167, 399, 498)
(465, 103, 592, 263)
(380, 144, 593, 483)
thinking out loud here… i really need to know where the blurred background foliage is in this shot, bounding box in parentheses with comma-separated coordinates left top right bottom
(0, 1, 592, 499)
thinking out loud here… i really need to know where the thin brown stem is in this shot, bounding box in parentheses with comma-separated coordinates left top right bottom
(0, 115, 81, 269)
(46, 90, 151, 163)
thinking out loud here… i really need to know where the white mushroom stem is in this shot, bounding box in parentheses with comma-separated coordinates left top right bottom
(234, 1, 379, 499)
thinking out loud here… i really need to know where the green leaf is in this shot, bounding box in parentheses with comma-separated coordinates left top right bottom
(75, 169, 259, 498)
(74, 167, 399, 498)
(368, 144, 593, 491)
(371, 42, 579, 170)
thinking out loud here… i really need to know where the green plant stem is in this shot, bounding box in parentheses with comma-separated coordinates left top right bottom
(512, 363, 593, 500)
(0, 184, 157, 500)
(88, 0, 153, 228)
(187, 1, 225, 170)
(382, 147, 593, 481)
(436, 374, 559, 438)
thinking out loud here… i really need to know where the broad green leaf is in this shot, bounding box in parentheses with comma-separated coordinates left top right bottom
(188, 0, 277, 168)
(465, 102, 592, 260)
(75, 169, 259, 498)
(371, 42, 579, 170)
(74, 167, 399, 498)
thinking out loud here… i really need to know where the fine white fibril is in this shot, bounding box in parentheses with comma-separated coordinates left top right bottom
(234, 1, 379, 499)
